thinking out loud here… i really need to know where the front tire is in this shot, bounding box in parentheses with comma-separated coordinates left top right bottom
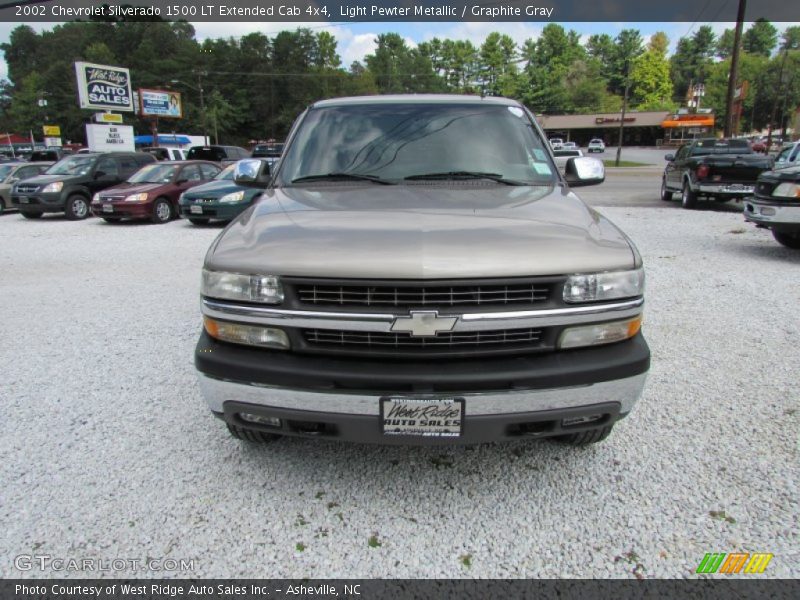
(151, 198, 172, 224)
(660, 178, 673, 201)
(20, 210, 42, 219)
(65, 195, 90, 220)
(773, 230, 800, 249)
(681, 181, 698, 209)
(555, 425, 614, 446)
(226, 423, 280, 443)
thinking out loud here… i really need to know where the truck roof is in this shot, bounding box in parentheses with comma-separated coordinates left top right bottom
(312, 94, 522, 108)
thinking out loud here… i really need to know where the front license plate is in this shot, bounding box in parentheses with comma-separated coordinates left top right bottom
(381, 397, 464, 437)
(725, 185, 752, 192)
(190, 205, 203, 214)
(18, 196, 28, 203)
(102, 204, 113, 213)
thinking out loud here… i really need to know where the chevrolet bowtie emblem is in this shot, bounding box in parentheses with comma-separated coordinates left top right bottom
(390, 310, 458, 337)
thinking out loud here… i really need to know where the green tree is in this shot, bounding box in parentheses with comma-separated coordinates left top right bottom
(630, 34, 674, 110)
(743, 19, 778, 57)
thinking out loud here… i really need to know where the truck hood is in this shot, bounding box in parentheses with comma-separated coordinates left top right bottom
(17, 174, 72, 186)
(206, 184, 637, 279)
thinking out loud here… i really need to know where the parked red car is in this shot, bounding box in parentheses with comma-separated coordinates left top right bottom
(90, 160, 221, 223)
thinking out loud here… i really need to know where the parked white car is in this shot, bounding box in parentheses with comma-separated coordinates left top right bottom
(549, 138, 564, 151)
(588, 139, 606, 153)
(552, 148, 584, 174)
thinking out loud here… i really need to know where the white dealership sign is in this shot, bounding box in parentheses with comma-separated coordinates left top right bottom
(85, 124, 134, 152)
(75, 61, 133, 112)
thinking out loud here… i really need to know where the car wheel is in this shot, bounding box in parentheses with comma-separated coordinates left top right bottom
(65, 195, 90, 220)
(226, 423, 280, 443)
(554, 425, 614, 446)
(188, 217, 210, 226)
(681, 181, 698, 209)
(773, 230, 800, 249)
(151, 198, 172, 224)
(660, 178, 673, 201)
(102, 217, 122, 223)
(20, 210, 42, 219)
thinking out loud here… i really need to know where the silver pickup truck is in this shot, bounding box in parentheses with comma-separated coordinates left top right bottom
(194, 95, 650, 446)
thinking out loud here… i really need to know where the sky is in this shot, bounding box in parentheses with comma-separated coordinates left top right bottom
(0, 20, 789, 80)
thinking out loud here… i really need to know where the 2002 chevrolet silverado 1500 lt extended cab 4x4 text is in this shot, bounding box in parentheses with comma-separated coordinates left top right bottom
(194, 95, 650, 446)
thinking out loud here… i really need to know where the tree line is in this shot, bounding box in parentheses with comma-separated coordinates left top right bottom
(1, 19, 798, 146)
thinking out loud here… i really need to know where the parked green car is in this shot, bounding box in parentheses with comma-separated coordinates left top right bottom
(178, 162, 265, 225)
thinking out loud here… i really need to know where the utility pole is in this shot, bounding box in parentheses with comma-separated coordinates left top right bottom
(615, 62, 630, 167)
(724, 0, 746, 137)
(767, 44, 790, 151)
(197, 71, 208, 146)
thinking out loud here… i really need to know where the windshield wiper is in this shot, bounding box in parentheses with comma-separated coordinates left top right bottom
(404, 171, 524, 185)
(291, 172, 393, 185)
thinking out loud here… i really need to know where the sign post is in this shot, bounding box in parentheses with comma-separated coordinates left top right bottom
(138, 89, 182, 149)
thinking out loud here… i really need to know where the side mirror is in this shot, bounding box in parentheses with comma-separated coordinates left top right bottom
(664, 154, 675, 161)
(94, 170, 106, 179)
(564, 156, 604, 187)
(7, 177, 19, 184)
(175, 178, 188, 185)
(234, 159, 271, 187)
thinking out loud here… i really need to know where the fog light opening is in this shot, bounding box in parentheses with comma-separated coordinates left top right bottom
(239, 413, 281, 428)
(562, 414, 604, 428)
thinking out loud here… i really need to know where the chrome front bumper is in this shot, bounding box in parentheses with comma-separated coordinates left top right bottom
(744, 200, 800, 225)
(198, 372, 648, 416)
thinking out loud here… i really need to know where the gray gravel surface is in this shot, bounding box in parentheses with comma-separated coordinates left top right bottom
(0, 204, 797, 579)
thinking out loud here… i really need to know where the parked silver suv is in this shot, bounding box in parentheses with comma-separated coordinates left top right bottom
(195, 95, 649, 446)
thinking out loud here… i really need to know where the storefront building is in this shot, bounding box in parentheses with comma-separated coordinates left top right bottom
(537, 111, 715, 147)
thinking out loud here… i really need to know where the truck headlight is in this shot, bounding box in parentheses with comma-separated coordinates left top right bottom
(772, 183, 800, 199)
(204, 317, 290, 350)
(124, 193, 148, 202)
(558, 316, 642, 349)
(563, 268, 644, 303)
(41, 181, 63, 193)
(201, 269, 284, 304)
(219, 190, 245, 203)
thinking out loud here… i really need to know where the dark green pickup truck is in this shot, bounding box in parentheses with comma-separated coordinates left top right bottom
(661, 138, 773, 209)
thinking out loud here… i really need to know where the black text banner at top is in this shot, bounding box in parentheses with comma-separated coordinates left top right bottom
(1, 0, 799, 22)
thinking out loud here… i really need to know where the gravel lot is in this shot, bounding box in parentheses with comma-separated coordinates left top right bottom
(1, 188, 798, 579)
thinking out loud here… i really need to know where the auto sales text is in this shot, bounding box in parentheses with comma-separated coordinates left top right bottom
(16, 583, 353, 597)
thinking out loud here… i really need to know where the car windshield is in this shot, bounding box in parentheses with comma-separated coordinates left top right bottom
(277, 103, 557, 186)
(46, 156, 96, 176)
(188, 147, 225, 161)
(0, 165, 15, 179)
(128, 164, 178, 183)
(216, 164, 236, 180)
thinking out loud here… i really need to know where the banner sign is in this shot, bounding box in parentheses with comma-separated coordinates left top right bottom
(139, 89, 182, 118)
(75, 62, 133, 112)
(42, 125, 61, 136)
(86, 124, 134, 152)
(95, 112, 124, 124)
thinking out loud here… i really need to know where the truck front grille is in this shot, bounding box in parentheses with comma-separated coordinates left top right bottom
(15, 184, 40, 194)
(293, 280, 553, 309)
(302, 327, 546, 357)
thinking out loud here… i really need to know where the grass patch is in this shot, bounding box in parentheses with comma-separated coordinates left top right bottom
(603, 160, 650, 168)
(368, 535, 382, 548)
(295, 542, 306, 552)
(460, 554, 472, 568)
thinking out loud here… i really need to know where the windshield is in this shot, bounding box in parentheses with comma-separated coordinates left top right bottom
(216, 164, 236, 180)
(188, 147, 225, 161)
(0, 165, 15, 179)
(277, 103, 557, 186)
(46, 156, 96, 176)
(128, 164, 178, 183)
